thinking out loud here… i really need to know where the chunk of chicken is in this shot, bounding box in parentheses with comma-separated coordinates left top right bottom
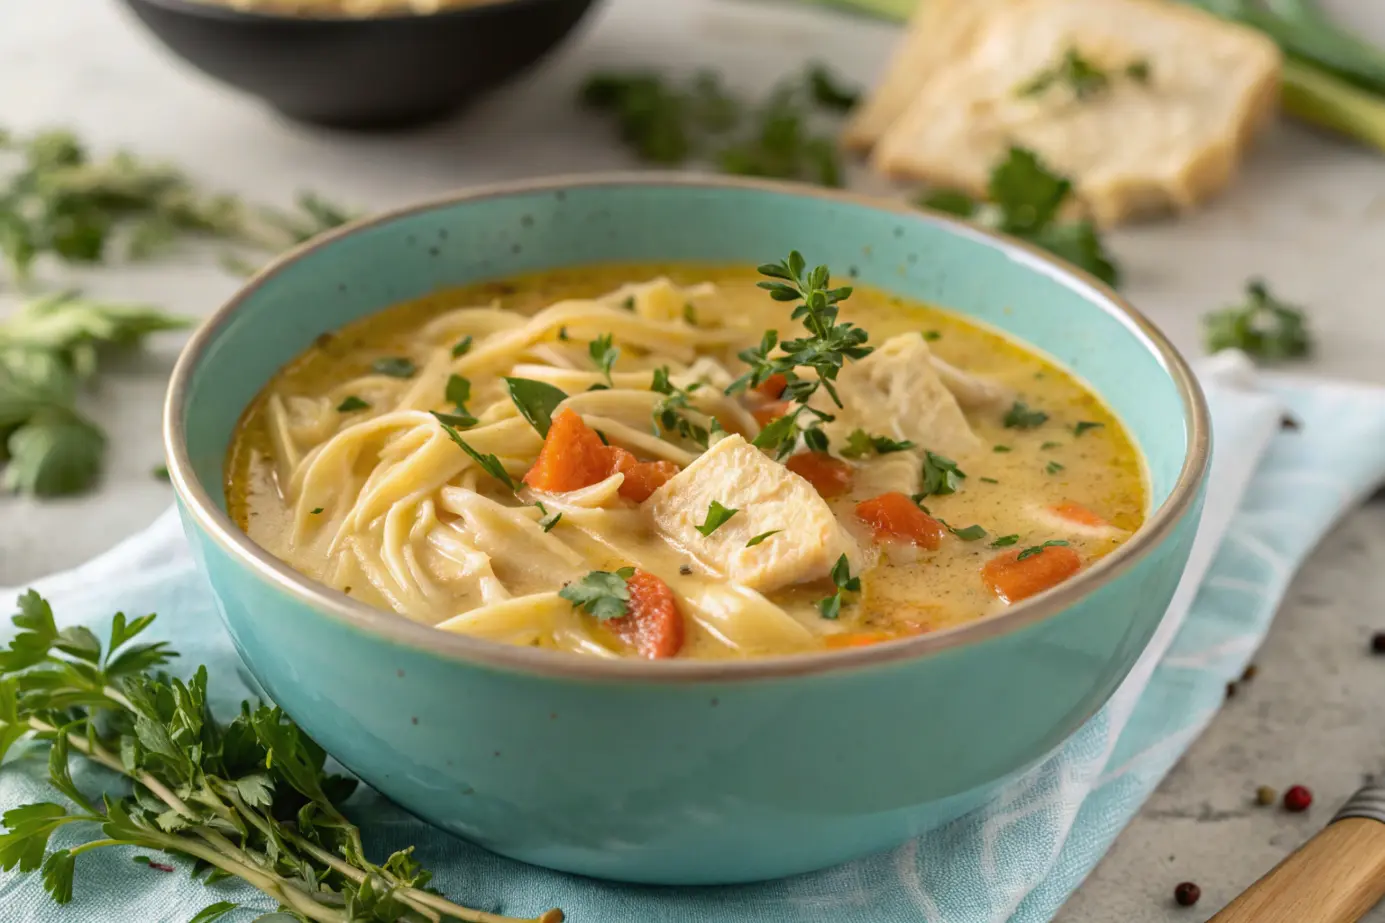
(645, 435, 862, 592)
(931, 356, 1013, 412)
(818, 333, 980, 457)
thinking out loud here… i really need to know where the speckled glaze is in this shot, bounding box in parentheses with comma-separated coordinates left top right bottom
(164, 175, 1209, 885)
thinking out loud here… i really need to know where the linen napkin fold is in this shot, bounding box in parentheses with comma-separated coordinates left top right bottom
(2, 354, 1384, 923)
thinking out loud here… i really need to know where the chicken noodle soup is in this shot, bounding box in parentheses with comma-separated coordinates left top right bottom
(227, 262, 1146, 660)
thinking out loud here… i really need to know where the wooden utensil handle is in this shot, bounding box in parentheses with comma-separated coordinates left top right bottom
(1209, 818, 1385, 923)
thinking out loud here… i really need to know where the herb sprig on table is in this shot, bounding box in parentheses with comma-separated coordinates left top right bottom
(0, 127, 356, 283)
(725, 251, 873, 458)
(1203, 278, 1312, 360)
(918, 146, 1121, 287)
(0, 291, 188, 496)
(0, 591, 564, 923)
(580, 64, 860, 187)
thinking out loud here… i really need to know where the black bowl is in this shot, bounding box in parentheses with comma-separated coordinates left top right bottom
(119, 0, 600, 130)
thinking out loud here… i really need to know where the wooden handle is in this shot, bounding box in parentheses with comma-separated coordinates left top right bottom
(1209, 818, 1385, 923)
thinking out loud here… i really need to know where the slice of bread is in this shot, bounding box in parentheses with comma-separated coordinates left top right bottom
(858, 0, 1282, 226)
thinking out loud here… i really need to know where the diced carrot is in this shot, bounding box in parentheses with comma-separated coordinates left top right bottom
(755, 373, 789, 399)
(785, 452, 855, 498)
(824, 631, 893, 649)
(981, 545, 1083, 604)
(1049, 502, 1109, 528)
(523, 409, 611, 493)
(618, 460, 681, 502)
(605, 446, 638, 474)
(752, 401, 791, 429)
(855, 492, 946, 550)
(610, 569, 684, 659)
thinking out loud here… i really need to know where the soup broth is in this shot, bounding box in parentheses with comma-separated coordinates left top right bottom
(228, 263, 1146, 660)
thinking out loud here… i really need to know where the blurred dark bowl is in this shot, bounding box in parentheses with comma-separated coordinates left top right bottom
(118, 0, 600, 130)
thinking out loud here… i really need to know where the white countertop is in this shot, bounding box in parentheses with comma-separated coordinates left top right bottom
(4, 0, 1385, 919)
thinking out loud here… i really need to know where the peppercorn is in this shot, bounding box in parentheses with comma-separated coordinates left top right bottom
(1371, 631, 1385, 655)
(1174, 882, 1201, 907)
(1283, 785, 1313, 812)
(1255, 785, 1277, 806)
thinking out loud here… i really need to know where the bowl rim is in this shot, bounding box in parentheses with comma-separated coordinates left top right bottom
(124, 0, 582, 25)
(163, 171, 1211, 684)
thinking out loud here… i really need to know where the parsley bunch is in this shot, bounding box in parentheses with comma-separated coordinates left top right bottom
(727, 252, 873, 458)
(919, 147, 1120, 287)
(0, 591, 562, 923)
(0, 291, 187, 496)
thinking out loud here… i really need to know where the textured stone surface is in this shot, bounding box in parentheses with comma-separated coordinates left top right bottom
(3, 0, 1385, 918)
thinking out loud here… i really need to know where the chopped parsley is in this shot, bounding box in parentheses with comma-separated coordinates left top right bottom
(919, 450, 966, 497)
(979, 476, 1000, 484)
(1017, 539, 1070, 561)
(589, 333, 620, 385)
(371, 356, 416, 379)
(922, 330, 942, 341)
(807, 62, 860, 111)
(1203, 279, 1311, 361)
(991, 534, 1020, 548)
(840, 428, 915, 459)
(1017, 48, 1151, 102)
(695, 500, 739, 537)
(336, 395, 369, 413)
(310, 507, 324, 515)
(650, 366, 710, 449)
(941, 521, 987, 542)
(620, 295, 636, 311)
(683, 302, 698, 326)
(1073, 421, 1104, 437)
(504, 377, 568, 437)
(445, 374, 471, 409)
(151, 464, 170, 481)
(430, 411, 515, 490)
(559, 567, 636, 620)
(1040, 441, 1062, 450)
(535, 501, 562, 533)
(817, 554, 861, 620)
(450, 335, 473, 358)
(993, 444, 1013, 453)
(557, 326, 570, 341)
(1046, 460, 1066, 475)
(746, 529, 782, 548)
(1004, 400, 1049, 429)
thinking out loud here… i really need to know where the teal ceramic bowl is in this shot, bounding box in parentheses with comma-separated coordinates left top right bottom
(163, 174, 1209, 885)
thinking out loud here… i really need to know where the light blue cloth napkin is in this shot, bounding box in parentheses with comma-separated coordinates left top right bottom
(3, 354, 1385, 923)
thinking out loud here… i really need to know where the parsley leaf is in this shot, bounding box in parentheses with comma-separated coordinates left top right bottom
(917, 147, 1120, 287)
(1203, 279, 1311, 361)
(560, 567, 636, 620)
(188, 903, 240, 923)
(1016, 47, 1149, 101)
(503, 377, 568, 437)
(1073, 421, 1104, 437)
(840, 428, 915, 459)
(430, 411, 515, 490)
(371, 356, 415, 379)
(336, 395, 369, 412)
(746, 529, 781, 547)
(919, 450, 966, 498)
(807, 62, 860, 111)
(650, 367, 710, 449)
(940, 520, 987, 541)
(695, 500, 739, 536)
(1046, 460, 1066, 474)
(2, 410, 105, 497)
(445, 374, 472, 409)
(535, 501, 562, 533)
(450, 335, 473, 358)
(817, 554, 862, 620)
(991, 534, 1020, 547)
(993, 444, 1013, 453)
(1004, 401, 1049, 429)
(1017, 539, 1070, 561)
(589, 333, 619, 385)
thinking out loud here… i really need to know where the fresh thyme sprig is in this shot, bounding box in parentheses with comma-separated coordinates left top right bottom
(0, 591, 563, 923)
(727, 252, 873, 458)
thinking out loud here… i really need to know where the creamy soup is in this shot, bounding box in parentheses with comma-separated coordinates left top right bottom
(227, 262, 1146, 660)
